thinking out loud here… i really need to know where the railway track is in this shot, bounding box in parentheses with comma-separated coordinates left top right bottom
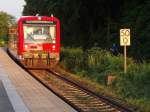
(28, 68, 132, 112)
(7, 49, 132, 112)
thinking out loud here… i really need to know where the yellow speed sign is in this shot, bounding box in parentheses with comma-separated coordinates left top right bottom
(120, 29, 130, 46)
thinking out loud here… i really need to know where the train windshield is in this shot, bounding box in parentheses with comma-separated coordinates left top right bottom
(23, 21, 56, 44)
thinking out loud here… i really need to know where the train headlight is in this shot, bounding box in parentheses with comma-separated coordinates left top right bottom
(52, 45, 56, 51)
(52, 45, 55, 49)
(25, 45, 28, 49)
(52, 40, 56, 43)
(38, 17, 41, 20)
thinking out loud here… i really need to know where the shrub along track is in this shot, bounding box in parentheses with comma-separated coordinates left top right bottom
(7, 49, 132, 112)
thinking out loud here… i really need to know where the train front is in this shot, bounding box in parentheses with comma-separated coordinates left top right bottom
(18, 16, 60, 62)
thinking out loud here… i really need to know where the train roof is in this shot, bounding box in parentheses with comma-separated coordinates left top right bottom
(18, 15, 59, 22)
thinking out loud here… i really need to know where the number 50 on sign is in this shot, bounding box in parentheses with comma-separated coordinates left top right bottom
(120, 29, 130, 46)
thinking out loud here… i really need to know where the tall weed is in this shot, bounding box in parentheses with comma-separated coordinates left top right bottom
(60, 47, 150, 111)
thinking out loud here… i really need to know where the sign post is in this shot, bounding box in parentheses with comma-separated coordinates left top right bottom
(120, 29, 130, 73)
(124, 45, 127, 73)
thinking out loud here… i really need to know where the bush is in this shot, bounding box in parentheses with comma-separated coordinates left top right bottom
(116, 63, 150, 99)
(60, 47, 84, 72)
(60, 47, 150, 111)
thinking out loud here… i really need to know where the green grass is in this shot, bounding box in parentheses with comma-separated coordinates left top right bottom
(60, 47, 150, 112)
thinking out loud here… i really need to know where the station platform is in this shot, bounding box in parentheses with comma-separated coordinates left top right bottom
(0, 47, 76, 112)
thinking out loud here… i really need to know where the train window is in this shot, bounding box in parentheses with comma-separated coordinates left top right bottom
(23, 23, 56, 44)
(49, 26, 56, 43)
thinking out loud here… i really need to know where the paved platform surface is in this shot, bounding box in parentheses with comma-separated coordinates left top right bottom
(0, 48, 77, 112)
(0, 80, 15, 112)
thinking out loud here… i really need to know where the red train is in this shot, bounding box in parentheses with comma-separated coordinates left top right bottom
(15, 15, 60, 61)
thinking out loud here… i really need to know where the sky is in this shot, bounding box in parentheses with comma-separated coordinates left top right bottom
(0, 0, 25, 19)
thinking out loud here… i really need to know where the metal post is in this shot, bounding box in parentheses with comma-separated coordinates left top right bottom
(124, 46, 127, 73)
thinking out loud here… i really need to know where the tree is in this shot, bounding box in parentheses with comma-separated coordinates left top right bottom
(23, 0, 150, 60)
(0, 11, 15, 45)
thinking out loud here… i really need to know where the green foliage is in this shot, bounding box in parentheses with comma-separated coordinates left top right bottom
(60, 47, 84, 72)
(60, 47, 125, 85)
(86, 47, 127, 73)
(127, 99, 150, 112)
(23, 0, 150, 60)
(60, 47, 150, 111)
(0, 11, 15, 46)
(116, 63, 150, 99)
(0, 38, 6, 46)
(120, 0, 150, 60)
(0, 12, 15, 36)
